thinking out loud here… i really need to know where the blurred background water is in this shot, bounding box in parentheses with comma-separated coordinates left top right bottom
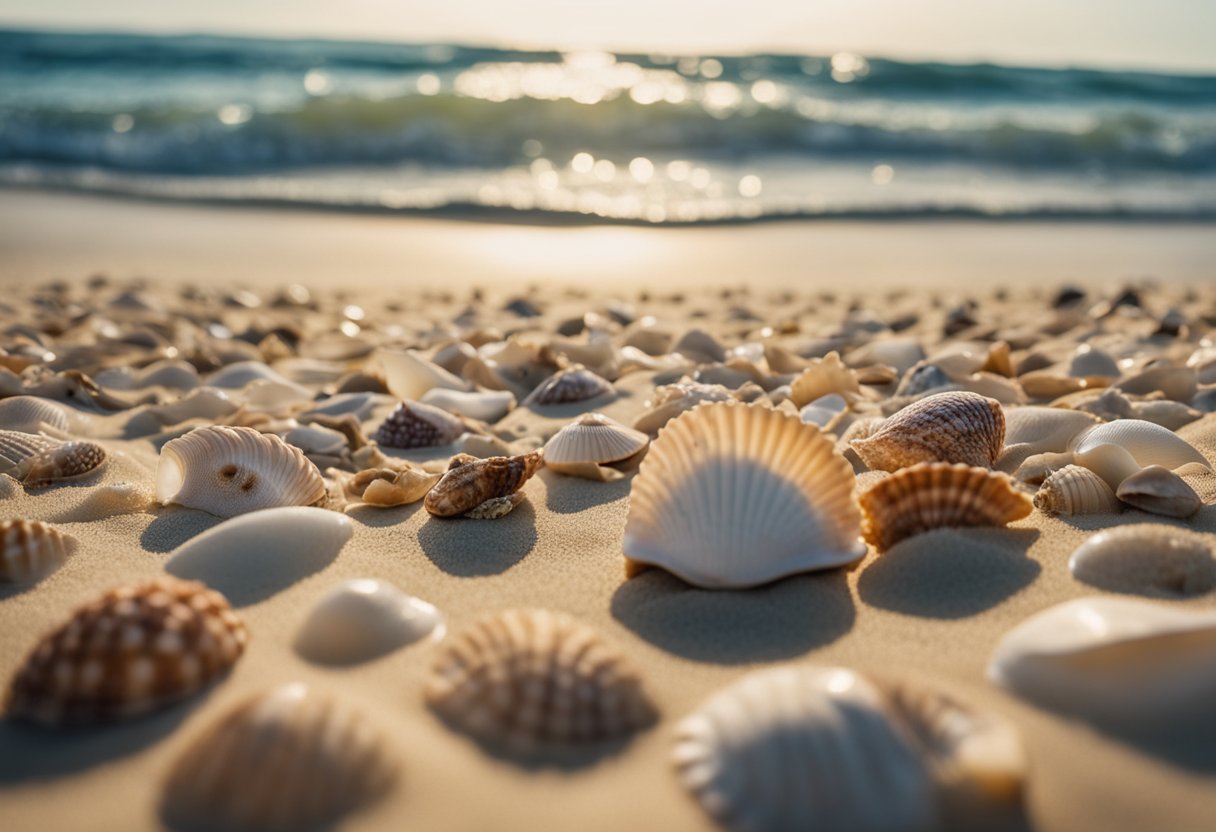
(2, 29, 1215, 223)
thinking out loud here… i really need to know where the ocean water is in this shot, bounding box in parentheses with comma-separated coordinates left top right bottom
(2, 29, 1215, 223)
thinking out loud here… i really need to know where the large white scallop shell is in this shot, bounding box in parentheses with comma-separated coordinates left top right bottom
(1069, 524, 1215, 597)
(157, 425, 326, 517)
(988, 596, 1216, 722)
(623, 401, 865, 588)
(295, 579, 444, 664)
(1, 519, 77, 585)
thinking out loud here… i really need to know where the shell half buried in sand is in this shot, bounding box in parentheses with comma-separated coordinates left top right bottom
(423, 450, 543, 517)
(0, 395, 72, 435)
(426, 608, 657, 754)
(674, 666, 1025, 832)
(622, 401, 865, 589)
(850, 391, 1005, 472)
(859, 462, 1033, 552)
(1069, 525, 1216, 597)
(0, 429, 107, 487)
(157, 425, 326, 517)
(5, 576, 248, 725)
(524, 363, 615, 406)
(0, 518, 77, 585)
(1033, 464, 1121, 516)
(295, 579, 444, 665)
(988, 596, 1216, 722)
(370, 399, 466, 449)
(161, 683, 397, 832)
(1068, 418, 1210, 488)
(543, 412, 649, 481)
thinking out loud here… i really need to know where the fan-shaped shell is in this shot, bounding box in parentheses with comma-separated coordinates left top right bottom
(1, 518, 77, 585)
(543, 412, 649, 475)
(623, 401, 865, 588)
(162, 683, 397, 832)
(425, 609, 656, 752)
(157, 426, 325, 517)
(1033, 465, 1121, 516)
(5, 576, 247, 725)
(421, 387, 515, 422)
(850, 392, 1005, 472)
(1069, 525, 1215, 597)
(988, 596, 1216, 722)
(525, 364, 614, 406)
(371, 400, 465, 449)
(0, 395, 71, 434)
(423, 451, 543, 517)
(295, 579, 444, 664)
(860, 463, 1032, 552)
(1116, 465, 1202, 518)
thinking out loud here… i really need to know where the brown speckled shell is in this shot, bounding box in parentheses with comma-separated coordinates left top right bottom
(527, 364, 614, 405)
(22, 440, 108, 487)
(1033, 465, 1121, 516)
(851, 391, 1005, 472)
(1, 519, 78, 585)
(5, 576, 248, 725)
(424, 451, 543, 517)
(371, 400, 465, 449)
(425, 609, 656, 751)
(860, 462, 1032, 551)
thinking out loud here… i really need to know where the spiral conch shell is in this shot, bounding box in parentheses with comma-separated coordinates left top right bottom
(157, 425, 326, 517)
(674, 666, 1026, 832)
(860, 463, 1032, 552)
(423, 451, 543, 517)
(162, 683, 397, 832)
(850, 392, 1005, 472)
(543, 412, 649, 481)
(1069, 524, 1215, 597)
(426, 609, 657, 753)
(5, 577, 247, 725)
(1033, 464, 1121, 516)
(1, 518, 77, 585)
(623, 401, 865, 589)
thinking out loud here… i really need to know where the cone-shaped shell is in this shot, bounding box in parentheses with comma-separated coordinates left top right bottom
(5, 577, 248, 725)
(157, 425, 325, 517)
(425, 609, 656, 752)
(162, 683, 397, 832)
(1069, 524, 1215, 597)
(371, 400, 465, 449)
(544, 412, 649, 473)
(623, 401, 865, 589)
(1033, 465, 1121, 516)
(525, 364, 614, 406)
(860, 463, 1032, 552)
(1, 518, 77, 585)
(424, 451, 544, 517)
(295, 579, 444, 665)
(850, 392, 1005, 472)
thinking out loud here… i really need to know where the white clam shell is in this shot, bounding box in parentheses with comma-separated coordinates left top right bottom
(543, 412, 649, 470)
(421, 387, 515, 422)
(1069, 524, 1215, 597)
(295, 579, 444, 664)
(1115, 465, 1202, 518)
(145, 387, 237, 426)
(1069, 419, 1209, 484)
(376, 347, 471, 401)
(1114, 365, 1197, 403)
(988, 596, 1216, 722)
(0, 395, 71, 435)
(846, 338, 926, 375)
(283, 424, 348, 455)
(157, 425, 326, 517)
(1003, 407, 1101, 453)
(1066, 344, 1119, 379)
(623, 401, 865, 588)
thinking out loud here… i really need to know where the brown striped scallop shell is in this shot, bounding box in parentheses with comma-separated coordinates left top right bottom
(1, 518, 77, 585)
(525, 364, 614, 405)
(1033, 464, 1121, 516)
(5, 576, 248, 725)
(371, 400, 466, 449)
(860, 463, 1033, 552)
(423, 451, 543, 517)
(850, 392, 1005, 472)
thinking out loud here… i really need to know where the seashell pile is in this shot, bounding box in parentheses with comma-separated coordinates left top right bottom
(1, 518, 77, 585)
(850, 391, 1005, 472)
(424, 450, 543, 518)
(543, 412, 649, 481)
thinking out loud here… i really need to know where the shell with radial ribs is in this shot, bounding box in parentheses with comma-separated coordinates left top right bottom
(0, 429, 107, 487)
(1033, 464, 1121, 516)
(1069, 524, 1216, 597)
(623, 401, 865, 588)
(674, 666, 1025, 832)
(5, 577, 247, 725)
(157, 425, 325, 517)
(1, 518, 77, 585)
(0, 396, 71, 434)
(850, 391, 1005, 472)
(371, 400, 465, 449)
(860, 463, 1032, 552)
(162, 684, 397, 832)
(526, 364, 614, 405)
(425, 609, 657, 751)
(423, 451, 543, 517)
(543, 412, 649, 475)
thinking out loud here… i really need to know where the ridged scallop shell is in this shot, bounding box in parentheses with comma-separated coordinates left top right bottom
(157, 426, 325, 517)
(1069, 525, 1215, 597)
(860, 463, 1033, 552)
(371, 400, 465, 449)
(425, 609, 656, 752)
(1033, 465, 1121, 516)
(0, 395, 71, 434)
(162, 683, 397, 832)
(674, 666, 1025, 832)
(623, 401, 865, 588)
(338, 466, 441, 507)
(421, 387, 515, 422)
(789, 351, 861, 407)
(543, 412, 649, 477)
(525, 364, 614, 406)
(423, 451, 543, 517)
(1115, 465, 1202, 518)
(5, 576, 247, 725)
(988, 596, 1216, 722)
(1, 519, 77, 585)
(851, 392, 1005, 472)
(0, 429, 107, 486)
(376, 346, 472, 401)
(295, 579, 444, 664)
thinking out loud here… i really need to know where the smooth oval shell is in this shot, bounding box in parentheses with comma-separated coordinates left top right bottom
(1, 518, 77, 585)
(1002, 407, 1100, 453)
(377, 347, 471, 401)
(5, 577, 248, 725)
(988, 596, 1216, 722)
(860, 463, 1032, 552)
(1069, 524, 1216, 597)
(157, 426, 325, 517)
(425, 609, 656, 752)
(543, 412, 649, 473)
(162, 683, 397, 832)
(789, 351, 861, 407)
(525, 364, 614, 406)
(1115, 465, 1202, 518)
(1066, 345, 1119, 379)
(295, 579, 444, 664)
(623, 401, 865, 588)
(424, 451, 543, 517)
(1069, 419, 1209, 475)
(421, 387, 515, 422)
(1033, 465, 1121, 516)
(851, 392, 1005, 472)
(371, 400, 465, 449)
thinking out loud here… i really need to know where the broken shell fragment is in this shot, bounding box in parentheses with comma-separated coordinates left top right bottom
(850, 392, 1005, 472)
(0, 518, 77, 585)
(1069, 525, 1215, 597)
(338, 466, 440, 507)
(424, 451, 543, 517)
(464, 491, 526, 519)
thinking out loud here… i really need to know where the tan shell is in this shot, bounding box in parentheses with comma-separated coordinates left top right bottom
(423, 451, 544, 517)
(543, 412, 649, 478)
(371, 400, 465, 448)
(525, 364, 614, 406)
(157, 425, 326, 517)
(1069, 524, 1215, 597)
(1116, 465, 1202, 518)
(789, 351, 861, 407)
(1033, 465, 1121, 516)
(0, 395, 71, 434)
(1, 518, 77, 585)
(0, 429, 107, 487)
(162, 683, 397, 832)
(860, 463, 1033, 552)
(338, 466, 441, 507)
(850, 392, 1005, 472)
(425, 609, 656, 752)
(5, 576, 248, 725)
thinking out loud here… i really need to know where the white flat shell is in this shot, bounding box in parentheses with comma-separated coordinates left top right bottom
(295, 579, 444, 664)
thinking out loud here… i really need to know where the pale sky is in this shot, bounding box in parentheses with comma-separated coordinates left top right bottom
(1, 0, 1214, 73)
